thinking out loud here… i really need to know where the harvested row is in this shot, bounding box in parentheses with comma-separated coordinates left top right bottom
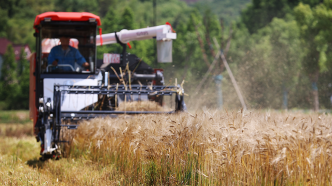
(69, 110, 332, 185)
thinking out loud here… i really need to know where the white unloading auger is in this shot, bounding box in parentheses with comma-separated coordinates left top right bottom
(96, 23, 177, 63)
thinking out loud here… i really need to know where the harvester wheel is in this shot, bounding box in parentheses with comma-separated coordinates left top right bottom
(39, 154, 53, 161)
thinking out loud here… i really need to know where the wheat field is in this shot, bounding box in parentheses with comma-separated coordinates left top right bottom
(1, 110, 332, 185)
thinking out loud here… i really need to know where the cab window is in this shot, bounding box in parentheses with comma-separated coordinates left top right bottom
(40, 23, 96, 74)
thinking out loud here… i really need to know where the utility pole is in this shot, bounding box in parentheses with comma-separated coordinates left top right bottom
(213, 37, 247, 111)
(153, 0, 157, 65)
(153, 0, 156, 26)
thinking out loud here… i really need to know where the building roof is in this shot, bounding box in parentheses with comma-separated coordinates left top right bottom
(0, 38, 11, 55)
(0, 38, 31, 60)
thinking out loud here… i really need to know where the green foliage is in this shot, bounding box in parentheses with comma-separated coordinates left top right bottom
(203, 8, 222, 43)
(0, 8, 8, 37)
(222, 14, 312, 109)
(0, 46, 29, 110)
(293, 3, 329, 73)
(311, 0, 332, 71)
(1, 0, 332, 110)
(268, 16, 303, 88)
(119, 7, 135, 30)
(241, 0, 322, 34)
(0, 44, 18, 109)
(291, 0, 332, 109)
(0, 44, 17, 94)
(97, 8, 122, 60)
(102, 9, 118, 33)
(55, 0, 98, 13)
(193, 0, 251, 25)
(0, 110, 30, 123)
(16, 49, 30, 109)
(97, 0, 119, 17)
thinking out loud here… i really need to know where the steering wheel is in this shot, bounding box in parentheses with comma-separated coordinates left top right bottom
(47, 64, 75, 72)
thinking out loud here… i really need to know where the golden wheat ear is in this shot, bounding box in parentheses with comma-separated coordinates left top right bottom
(63, 110, 332, 185)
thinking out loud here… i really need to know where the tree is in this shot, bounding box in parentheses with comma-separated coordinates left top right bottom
(16, 48, 30, 109)
(294, 1, 332, 111)
(97, 0, 118, 17)
(193, 0, 251, 25)
(0, 44, 19, 109)
(203, 8, 222, 52)
(103, 8, 118, 33)
(268, 16, 304, 109)
(0, 8, 8, 37)
(119, 7, 135, 30)
(97, 8, 122, 59)
(55, 0, 98, 13)
(221, 14, 312, 109)
(241, 0, 322, 34)
(0, 44, 17, 94)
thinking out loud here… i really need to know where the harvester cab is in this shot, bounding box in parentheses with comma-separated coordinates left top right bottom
(30, 12, 186, 159)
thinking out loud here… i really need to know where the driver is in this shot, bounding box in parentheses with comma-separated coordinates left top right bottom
(48, 36, 89, 71)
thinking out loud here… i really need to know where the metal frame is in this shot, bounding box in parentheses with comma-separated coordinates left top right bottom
(51, 84, 186, 144)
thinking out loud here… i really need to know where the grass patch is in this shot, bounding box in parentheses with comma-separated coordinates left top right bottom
(0, 110, 31, 124)
(0, 124, 33, 138)
(0, 137, 123, 185)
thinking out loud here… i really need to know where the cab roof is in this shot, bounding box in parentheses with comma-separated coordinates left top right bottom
(34, 12, 101, 28)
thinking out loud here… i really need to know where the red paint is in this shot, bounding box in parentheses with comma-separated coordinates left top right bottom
(127, 42, 132, 49)
(153, 69, 164, 85)
(40, 145, 44, 155)
(29, 53, 38, 135)
(99, 28, 103, 46)
(154, 69, 164, 74)
(165, 22, 175, 33)
(34, 12, 101, 29)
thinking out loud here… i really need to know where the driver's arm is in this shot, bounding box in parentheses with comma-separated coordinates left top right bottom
(74, 49, 89, 68)
(48, 47, 58, 66)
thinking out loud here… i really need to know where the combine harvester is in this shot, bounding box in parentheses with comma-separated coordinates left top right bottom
(30, 12, 186, 160)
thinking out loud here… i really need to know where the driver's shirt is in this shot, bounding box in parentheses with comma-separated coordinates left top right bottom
(48, 45, 86, 71)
